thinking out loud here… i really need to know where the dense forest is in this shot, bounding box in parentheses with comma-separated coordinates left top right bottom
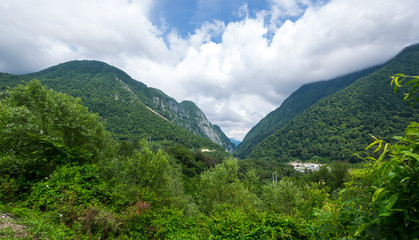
(0, 75, 418, 238)
(235, 65, 382, 159)
(247, 44, 419, 163)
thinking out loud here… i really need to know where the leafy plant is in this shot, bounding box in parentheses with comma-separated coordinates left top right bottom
(391, 73, 419, 106)
(320, 74, 419, 239)
(0, 81, 116, 198)
(197, 158, 261, 213)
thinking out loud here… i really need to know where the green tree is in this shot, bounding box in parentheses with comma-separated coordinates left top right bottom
(197, 158, 260, 213)
(0, 81, 115, 195)
(165, 145, 206, 177)
(329, 160, 350, 191)
(106, 140, 188, 209)
(0, 80, 114, 159)
(261, 178, 304, 216)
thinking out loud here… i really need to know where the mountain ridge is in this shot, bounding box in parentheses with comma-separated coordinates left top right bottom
(0, 60, 232, 151)
(247, 43, 419, 162)
(235, 64, 383, 158)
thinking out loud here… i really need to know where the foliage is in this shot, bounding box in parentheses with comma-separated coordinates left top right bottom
(0, 60, 227, 151)
(261, 178, 304, 216)
(238, 157, 300, 181)
(127, 207, 202, 239)
(164, 144, 207, 177)
(236, 65, 382, 158)
(0, 80, 112, 159)
(312, 72, 419, 239)
(322, 121, 419, 239)
(197, 158, 261, 213)
(27, 164, 126, 238)
(345, 77, 419, 239)
(29, 164, 109, 213)
(204, 205, 313, 239)
(0, 204, 82, 239)
(0, 49, 418, 239)
(99, 140, 191, 212)
(0, 81, 115, 198)
(249, 44, 419, 162)
(261, 178, 329, 219)
(391, 73, 419, 106)
(302, 161, 350, 192)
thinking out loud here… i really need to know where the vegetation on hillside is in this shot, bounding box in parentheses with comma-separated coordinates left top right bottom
(0, 61, 225, 151)
(249, 44, 419, 163)
(0, 70, 417, 239)
(235, 65, 382, 158)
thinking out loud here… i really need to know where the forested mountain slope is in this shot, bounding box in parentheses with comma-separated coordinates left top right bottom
(178, 100, 234, 151)
(249, 43, 419, 162)
(235, 65, 381, 158)
(145, 89, 234, 151)
(0, 61, 230, 150)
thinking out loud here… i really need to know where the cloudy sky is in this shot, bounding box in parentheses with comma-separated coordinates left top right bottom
(1, 0, 418, 140)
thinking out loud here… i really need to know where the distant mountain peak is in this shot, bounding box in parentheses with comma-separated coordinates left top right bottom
(229, 138, 241, 148)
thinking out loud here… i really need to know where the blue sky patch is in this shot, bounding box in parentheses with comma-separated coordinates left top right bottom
(151, 0, 269, 37)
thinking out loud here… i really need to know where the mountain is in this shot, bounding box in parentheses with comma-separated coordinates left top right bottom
(229, 138, 241, 148)
(234, 65, 382, 158)
(246, 43, 419, 162)
(0, 60, 231, 151)
(178, 100, 235, 151)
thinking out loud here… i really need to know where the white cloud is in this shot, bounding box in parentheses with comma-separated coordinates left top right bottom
(226, 128, 251, 142)
(1, 0, 419, 141)
(0, 0, 170, 72)
(268, 0, 312, 23)
(268, 0, 419, 82)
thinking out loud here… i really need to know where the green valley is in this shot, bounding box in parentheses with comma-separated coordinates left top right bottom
(0, 44, 418, 239)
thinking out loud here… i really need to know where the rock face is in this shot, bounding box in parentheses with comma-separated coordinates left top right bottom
(179, 101, 234, 152)
(104, 71, 234, 151)
(151, 95, 235, 152)
(101, 64, 235, 151)
(0, 212, 29, 238)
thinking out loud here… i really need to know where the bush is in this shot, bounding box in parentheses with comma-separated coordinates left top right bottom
(197, 158, 261, 213)
(28, 164, 110, 215)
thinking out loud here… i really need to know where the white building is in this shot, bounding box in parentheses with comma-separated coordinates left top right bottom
(289, 161, 323, 172)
